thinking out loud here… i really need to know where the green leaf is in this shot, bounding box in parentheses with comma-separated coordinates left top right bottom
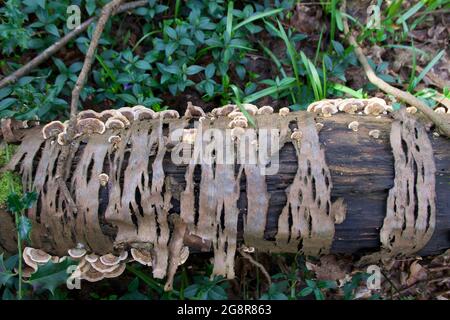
(205, 64, 216, 79)
(411, 50, 445, 90)
(45, 24, 60, 38)
(117, 94, 138, 105)
(86, 0, 96, 15)
(165, 26, 177, 40)
(184, 284, 199, 298)
(233, 8, 283, 32)
(128, 277, 139, 292)
(7, 193, 23, 213)
(2, 287, 15, 300)
(0, 98, 17, 111)
(179, 38, 195, 46)
(243, 78, 296, 103)
(0, 254, 16, 287)
(299, 286, 313, 297)
(135, 60, 152, 70)
(186, 65, 204, 75)
(22, 192, 38, 209)
(0, 87, 12, 100)
(314, 288, 325, 300)
(18, 215, 32, 242)
(207, 285, 228, 300)
(235, 64, 246, 80)
(27, 259, 77, 295)
(36, 0, 46, 9)
(396, 1, 424, 24)
(331, 40, 344, 56)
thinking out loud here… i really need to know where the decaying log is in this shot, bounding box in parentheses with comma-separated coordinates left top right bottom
(1, 111, 449, 259)
(0, 106, 450, 289)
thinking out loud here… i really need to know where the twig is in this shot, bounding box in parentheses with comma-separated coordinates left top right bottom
(55, 0, 125, 213)
(0, 0, 147, 89)
(392, 276, 450, 298)
(340, 0, 450, 138)
(239, 248, 272, 286)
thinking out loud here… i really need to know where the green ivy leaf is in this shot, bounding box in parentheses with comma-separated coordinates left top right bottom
(27, 258, 77, 295)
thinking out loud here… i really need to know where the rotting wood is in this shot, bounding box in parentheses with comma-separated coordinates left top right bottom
(1, 109, 449, 283)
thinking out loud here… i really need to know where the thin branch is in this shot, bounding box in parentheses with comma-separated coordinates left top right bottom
(340, 0, 450, 138)
(0, 0, 147, 89)
(68, 0, 124, 126)
(239, 248, 272, 286)
(55, 0, 125, 214)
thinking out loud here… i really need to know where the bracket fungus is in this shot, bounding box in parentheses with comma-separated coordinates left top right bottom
(82, 265, 105, 282)
(185, 101, 206, 118)
(290, 130, 303, 141)
(78, 109, 100, 120)
(406, 106, 418, 114)
(99, 110, 119, 122)
(57, 131, 68, 145)
(338, 100, 362, 114)
(135, 108, 156, 120)
(23, 247, 51, 271)
(231, 127, 246, 141)
(105, 117, 126, 130)
(91, 258, 120, 273)
(229, 118, 248, 129)
(279, 107, 290, 116)
(68, 247, 87, 259)
(98, 173, 109, 187)
(130, 248, 153, 266)
(76, 118, 106, 135)
(212, 104, 236, 117)
(434, 107, 446, 114)
(321, 104, 338, 117)
(369, 129, 381, 139)
(364, 101, 386, 116)
(227, 111, 244, 119)
(118, 107, 136, 122)
(348, 121, 359, 132)
(42, 121, 66, 139)
(108, 135, 121, 144)
(257, 105, 274, 115)
(316, 122, 324, 132)
(242, 103, 258, 116)
(160, 110, 180, 119)
(85, 254, 99, 263)
(179, 246, 190, 265)
(99, 253, 122, 266)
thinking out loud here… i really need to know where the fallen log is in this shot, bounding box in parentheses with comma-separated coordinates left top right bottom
(0, 104, 449, 284)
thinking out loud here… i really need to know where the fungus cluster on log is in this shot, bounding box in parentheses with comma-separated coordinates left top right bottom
(0, 98, 449, 290)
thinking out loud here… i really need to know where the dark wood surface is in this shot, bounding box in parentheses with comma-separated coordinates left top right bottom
(1, 113, 449, 255)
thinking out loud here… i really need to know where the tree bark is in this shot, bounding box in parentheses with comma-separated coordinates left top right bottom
(1, 113, 449, 256)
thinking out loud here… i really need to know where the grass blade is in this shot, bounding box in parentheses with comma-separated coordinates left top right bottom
(230, 84, 256, 128)
(411, 49, 445, 90)
(233, 8, 283, 32)
(243, 78, 296, 103)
